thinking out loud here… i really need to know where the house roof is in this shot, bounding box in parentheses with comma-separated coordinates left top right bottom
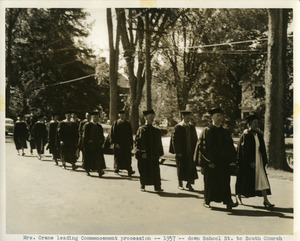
(118, 73, 129, 88)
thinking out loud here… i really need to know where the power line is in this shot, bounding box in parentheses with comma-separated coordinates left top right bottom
(46, 74, 97, 87)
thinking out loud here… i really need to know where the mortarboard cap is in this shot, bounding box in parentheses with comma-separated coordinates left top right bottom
(143, 109, 155, 116)
(245, 114, 259, 123)
(91, 110, 100, 116)
(208, 107, 223, 116)
(180, 110, 192, 116)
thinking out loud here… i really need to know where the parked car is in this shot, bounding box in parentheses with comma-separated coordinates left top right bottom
(5, 118, 14, 135)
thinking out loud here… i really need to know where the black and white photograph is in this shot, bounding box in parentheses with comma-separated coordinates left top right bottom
(0, 0, 299, 240)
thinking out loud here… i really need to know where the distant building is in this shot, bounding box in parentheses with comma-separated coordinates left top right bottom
(239, 74, 265, 119)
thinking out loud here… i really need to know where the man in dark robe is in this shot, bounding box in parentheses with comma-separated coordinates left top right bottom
(171, 110, 198, 191)
(82, 111, 106, 177)
(58, 111, 79, 170)
(13, 114, 29, 156)
(48, 113, 60, 165)
(33, 115, 48, 160)
(26, 113, 36, 154)
(135, 109, 164, 192)
(77, 112, 91, 166)
(110, 110, 135, 177)
(194, 107, 237, 210)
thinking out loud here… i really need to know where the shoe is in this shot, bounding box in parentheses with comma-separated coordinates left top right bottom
(140, 185, 146, 192)
(128, 170, 135, 177)
(237, 195, 243, 205)
(203, 203, 211, 208)
(62, 164, 66, 169)
(154, 187, 164, 192)
(263, 201, 275, 208)
(178, 186, 184, 190)
(114, 169, 119, 174)
(38, 155, 41, 160)
(186, 183, 194, 191)
(72, 164, 78, 170)
(98, 170, 105, 177)
(226, 204, 232, 211)
(231, 202, 239, 208)
(87, 172, 90, 176)
(22, 153, 25, 156)
(55, 160, 58, 166)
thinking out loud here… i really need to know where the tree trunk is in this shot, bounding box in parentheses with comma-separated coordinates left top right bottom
(116, 8, 146, 133)
(107, 8, 119, 123)
(145, 11, 152, 110)
(264, 9, 288, 169)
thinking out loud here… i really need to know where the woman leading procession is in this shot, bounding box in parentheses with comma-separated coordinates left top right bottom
(235, 114, 274, 208)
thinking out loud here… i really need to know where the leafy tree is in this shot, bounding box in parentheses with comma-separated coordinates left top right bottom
(6, 8, 103, 118)
(116, 8, 181, 132)
(156, 9, 269, 125)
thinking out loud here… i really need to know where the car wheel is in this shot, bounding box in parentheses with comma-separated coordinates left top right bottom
(285, 153, 293, 172)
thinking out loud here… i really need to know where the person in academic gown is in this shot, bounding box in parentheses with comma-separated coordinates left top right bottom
(194, 107, 237, 210)
(58, 111, 79, 170)
(26, 114, 36, 155)
(48, 113, 60, 165)
(135, 109, 164, 192)
(13, 114, 29, 156)
(82, 111, 106, 177)
(170, 110, 198, 191)
(110, 110, 135, 177)
(235, 114, 274, 208)
(77, 112, 91, 166)
(33, 115, 48, 160)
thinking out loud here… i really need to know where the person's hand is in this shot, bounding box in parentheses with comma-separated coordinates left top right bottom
(208, 163, 216, 168)
(60, 141, 64, 146)
(250, 162, 256, 168)
(142, 153, 147, 159)
(115, 144, 120, 149)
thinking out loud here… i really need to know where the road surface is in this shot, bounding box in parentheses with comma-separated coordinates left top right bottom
(4, 136, 293, 235)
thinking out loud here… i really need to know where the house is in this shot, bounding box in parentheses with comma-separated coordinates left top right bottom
(239, 74, 265, 119)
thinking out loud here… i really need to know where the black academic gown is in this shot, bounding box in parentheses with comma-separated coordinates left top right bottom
(82, 122, 106, 172)
(33, 121, 48, 155)
(135, 124, 164, 187)
(194, 125, 236, 205)
(58, 120, 79, 164)
(13, 121, 28, 150)
(110, 119, 133, 171)
(171, 122, 198, 184)
(26, 118, 36, 151)
(48, 120, 59, 159)
(235, 129, 271, 197)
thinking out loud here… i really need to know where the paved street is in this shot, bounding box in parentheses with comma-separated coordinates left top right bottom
(5, 136, 293, 235)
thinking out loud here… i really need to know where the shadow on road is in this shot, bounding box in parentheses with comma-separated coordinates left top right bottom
(89, 174, 139, 181)
(146, 190, 202, 199)
(243, 204, 293, 214)
(210, 206, 293, 219)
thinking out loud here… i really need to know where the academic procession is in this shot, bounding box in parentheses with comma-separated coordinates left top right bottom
(4, 7, 295, 236)
(12, 107, 275, 211)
